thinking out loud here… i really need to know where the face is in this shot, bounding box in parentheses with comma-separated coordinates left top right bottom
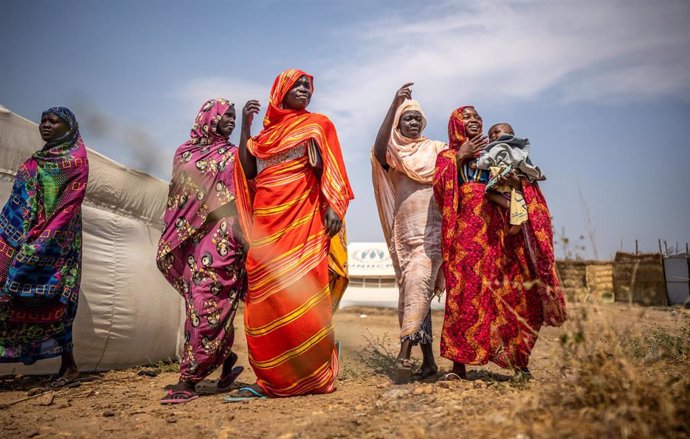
(282, 75, 313, 111)
(489, 124, 514, 142)
(216, 106, 236, 138)
(39, 112, 69, 142)
(398, 110, 424, 139)
(461, 107, 483, 139)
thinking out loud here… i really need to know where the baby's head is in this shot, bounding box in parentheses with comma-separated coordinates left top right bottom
(488, 123, 515, 142)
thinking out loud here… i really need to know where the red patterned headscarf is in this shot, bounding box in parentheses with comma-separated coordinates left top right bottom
(447, 105, 474, 149)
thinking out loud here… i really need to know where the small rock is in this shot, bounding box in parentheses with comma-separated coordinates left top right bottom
(437, 381, 453, 389)
(277, 434, 296, 439)
(227, 414, 235, 421)
(354, 404, 366, 411)
(56, 402, 71, 409)
(103, 410, 116, 417)
(166, 416, 177, 424)
(137, 370, 158, 377)
(383, 388, 407, 400)
(38, 392, 55, 406)
(26, 431, 40, 438)
(413, 384, 434, 395)
(359, 314, 367, 318)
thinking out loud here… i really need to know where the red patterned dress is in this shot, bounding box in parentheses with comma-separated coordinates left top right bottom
(432, 107, 565, 370)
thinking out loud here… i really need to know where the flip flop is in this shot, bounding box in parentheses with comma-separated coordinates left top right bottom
(438, 372, 463, 382)
(224, 386, 267, 403)
(44, 377, 81, 390)
(160, 389, 199, 405)
(217, 366, 244, 391)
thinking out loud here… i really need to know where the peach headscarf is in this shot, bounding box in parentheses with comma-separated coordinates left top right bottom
(371, 99, 447, 247)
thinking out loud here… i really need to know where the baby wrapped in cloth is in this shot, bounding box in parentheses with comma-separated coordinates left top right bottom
(477, 123, 545, 232)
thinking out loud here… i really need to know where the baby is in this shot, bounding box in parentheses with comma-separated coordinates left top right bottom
(478, 123, 545, 235)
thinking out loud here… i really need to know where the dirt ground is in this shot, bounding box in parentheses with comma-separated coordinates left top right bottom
(1, 303, 689, 439)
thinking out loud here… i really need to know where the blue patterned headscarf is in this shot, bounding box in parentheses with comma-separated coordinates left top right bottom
(41, 106, 80, 148)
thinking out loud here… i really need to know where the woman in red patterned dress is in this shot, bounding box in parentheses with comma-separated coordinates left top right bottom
(432, 106, 566, 380)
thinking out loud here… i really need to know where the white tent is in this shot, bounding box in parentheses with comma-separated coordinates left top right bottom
(0, 105, 184, 375)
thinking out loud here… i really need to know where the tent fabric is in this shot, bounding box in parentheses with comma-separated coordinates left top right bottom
(0, 105, 184, 374)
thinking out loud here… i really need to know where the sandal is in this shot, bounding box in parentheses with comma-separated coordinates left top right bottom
(224, 386, 267, 403)
(160, 389, 199, 404)
(217, 366, 244, 391)
(44, 376, 81, 390)
(438, 372, 463, 382)
(217, 352, 244, 391)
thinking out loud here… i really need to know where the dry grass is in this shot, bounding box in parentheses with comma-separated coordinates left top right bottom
(513, 305, 690, 439)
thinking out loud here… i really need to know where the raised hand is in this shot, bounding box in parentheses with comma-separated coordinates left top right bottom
(239, 99, 261, 178)
(242, 100, 261, 129)
(393, 82, 414, 108)
(374, 82, 415, 168)
(456, 134, 488, 162)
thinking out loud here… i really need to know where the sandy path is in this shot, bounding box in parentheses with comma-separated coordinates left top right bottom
(1, 304, 688, 439)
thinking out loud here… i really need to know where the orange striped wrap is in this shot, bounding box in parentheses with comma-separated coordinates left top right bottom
(234, 68, 353, 396)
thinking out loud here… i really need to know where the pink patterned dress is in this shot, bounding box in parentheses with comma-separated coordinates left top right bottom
(157, 99, 246, 383)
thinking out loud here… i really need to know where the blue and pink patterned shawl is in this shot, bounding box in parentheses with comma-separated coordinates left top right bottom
(0, 107, 89, 313)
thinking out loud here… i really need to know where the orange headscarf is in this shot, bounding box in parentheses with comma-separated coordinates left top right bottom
(237, 68, 354, 237)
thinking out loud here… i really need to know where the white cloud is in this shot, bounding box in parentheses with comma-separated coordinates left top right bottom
(314, 0, 690, 145)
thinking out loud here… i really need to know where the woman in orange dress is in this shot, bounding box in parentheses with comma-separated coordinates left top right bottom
(231, 68, 353, 399)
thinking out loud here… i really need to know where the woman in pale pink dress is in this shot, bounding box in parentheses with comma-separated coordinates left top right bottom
(371, 83, 447, 384)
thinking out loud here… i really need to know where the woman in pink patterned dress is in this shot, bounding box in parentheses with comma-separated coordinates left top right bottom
(156, 98, 247, 404)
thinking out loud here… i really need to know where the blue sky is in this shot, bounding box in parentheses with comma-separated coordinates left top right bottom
(2, 0, 689, 259)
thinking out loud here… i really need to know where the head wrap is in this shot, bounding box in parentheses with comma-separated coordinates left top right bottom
(447, 105, 474, 149)
(157, 98, 238, 263)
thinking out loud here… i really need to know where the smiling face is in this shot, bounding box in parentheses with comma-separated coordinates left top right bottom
(39, 112, 70, 142)
(461, 107, 483, 138)
(398, 110, 424, 139)
(282, 75, 313, 111)
(216, 106, 236, 138)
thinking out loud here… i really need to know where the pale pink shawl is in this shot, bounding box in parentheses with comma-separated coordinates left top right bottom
(371, 99, 447, 248)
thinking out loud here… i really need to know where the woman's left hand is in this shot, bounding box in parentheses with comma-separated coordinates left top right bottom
(496, 170, 521, 188)
(324, 207, 342, 237)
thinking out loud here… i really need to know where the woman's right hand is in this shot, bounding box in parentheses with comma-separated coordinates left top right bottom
(392, 82, 414, 108)
(242, 100, 261, 128)
(455, 134, 488, 162)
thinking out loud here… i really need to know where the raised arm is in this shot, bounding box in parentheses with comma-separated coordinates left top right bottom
(238, 99, 261, 179)
(373, 83, 414, 169)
